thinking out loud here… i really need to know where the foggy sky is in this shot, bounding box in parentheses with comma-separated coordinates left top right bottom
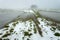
(0, 0, 60, 9)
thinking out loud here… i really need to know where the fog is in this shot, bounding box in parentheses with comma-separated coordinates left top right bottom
(40, 11, 60, 22)
(0, 0, 60, 9)
(0, 9, 23, 29)
(0, 0, 60, 29)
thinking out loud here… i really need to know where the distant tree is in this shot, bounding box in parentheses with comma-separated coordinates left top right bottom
(30, 5, 38, 9)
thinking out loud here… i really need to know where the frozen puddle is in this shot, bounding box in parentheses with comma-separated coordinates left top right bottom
(0, 18, 60, 40)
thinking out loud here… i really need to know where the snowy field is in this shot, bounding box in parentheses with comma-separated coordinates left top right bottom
(0, 17, 60, 40)
(0, 0, 60, 40)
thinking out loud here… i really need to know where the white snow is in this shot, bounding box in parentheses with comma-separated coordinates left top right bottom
(0, 17, 60, 40)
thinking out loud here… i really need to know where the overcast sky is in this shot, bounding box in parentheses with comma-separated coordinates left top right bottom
(0, 0, 60, 9)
